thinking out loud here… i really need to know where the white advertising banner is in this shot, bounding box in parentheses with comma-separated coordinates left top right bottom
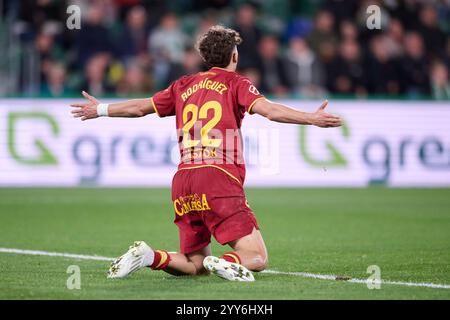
(0, 99, 449, 187)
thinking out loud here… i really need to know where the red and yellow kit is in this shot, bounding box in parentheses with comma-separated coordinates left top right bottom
(152, 67, 264, 254)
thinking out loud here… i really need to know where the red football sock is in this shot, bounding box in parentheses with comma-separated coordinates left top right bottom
(221, 252, 241, 264)
(150, 250, 171, 270)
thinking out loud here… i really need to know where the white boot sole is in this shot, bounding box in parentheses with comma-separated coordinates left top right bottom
(203, 256, 255, 282)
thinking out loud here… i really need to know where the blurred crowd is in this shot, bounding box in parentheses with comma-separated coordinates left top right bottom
(2, 0, 450, 99)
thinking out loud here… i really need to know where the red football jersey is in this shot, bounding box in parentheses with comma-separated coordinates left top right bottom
(151, 67, 264, 184)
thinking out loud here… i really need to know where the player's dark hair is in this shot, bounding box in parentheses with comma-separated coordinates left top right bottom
(196, 25, 242, 68)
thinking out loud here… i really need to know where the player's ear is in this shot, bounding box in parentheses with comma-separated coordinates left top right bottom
(231, 46, 238, 64)
(232, 51, 238, 64)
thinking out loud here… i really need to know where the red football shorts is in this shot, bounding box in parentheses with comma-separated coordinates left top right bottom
(171, 166, 259, 254)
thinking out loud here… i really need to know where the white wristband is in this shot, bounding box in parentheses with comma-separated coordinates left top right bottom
(97, 103, 109, 117)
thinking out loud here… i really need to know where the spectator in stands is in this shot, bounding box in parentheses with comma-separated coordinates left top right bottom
(327, 39, 365, 95)
(149, 13, 187, 63)
(445, 38, 450, 71)
(75, 2, 113, 67)
(286, 37, 326, 96)
(166, 47, 203, 86)
(116, 60, 153, 96)
(117, 5, 150, 63)
(306, 10, 338, 55)
(3, 0, 449, 99)
(233, 3, 262, 69)
(390, 0, 420, 31)
(34, 29, 62, 85)
(240, 68, 262, 89)
(148, 12, 187, 89)
(339, 20, 359, 42)
(365, 35, 401, 95)
(430, 61, 450, 100)
(257, 35, 291, 96)
(322, 0, 359, 28)
(383, 18, 405, 59)
(195, 15, 217, 42)
(115, 0, 146, 19)
(41, 62, 72, 97)
(80, 53, 114, 96)
(417, 4, 446, 59)
(399, 32, 430, 96)
(18, 0, 64, 31)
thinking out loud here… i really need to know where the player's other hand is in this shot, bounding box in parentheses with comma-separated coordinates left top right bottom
(70, 91, 99, 121)
(311, 100, 342, 128)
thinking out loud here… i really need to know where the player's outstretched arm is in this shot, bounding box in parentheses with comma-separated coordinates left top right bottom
(251, 98, 342, 128)
(70, 91, 156, 121)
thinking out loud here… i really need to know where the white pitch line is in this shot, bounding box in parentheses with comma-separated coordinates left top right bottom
(261, 270, 450, 290)
(1, 247, 449, 290)
(0, 247, 112, 261)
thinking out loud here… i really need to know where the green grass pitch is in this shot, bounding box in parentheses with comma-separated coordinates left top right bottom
(0, 188, 449, 299)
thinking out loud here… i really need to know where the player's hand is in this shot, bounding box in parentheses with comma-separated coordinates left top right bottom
(311, 100, 342, 128)
(70, 91, 99, 121)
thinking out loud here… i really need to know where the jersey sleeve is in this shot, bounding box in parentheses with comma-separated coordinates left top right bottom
(151, 82, 176, 117)
(235, 76, 265, 114)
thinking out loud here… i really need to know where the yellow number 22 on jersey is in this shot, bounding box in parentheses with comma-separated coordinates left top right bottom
(182, 101, 223, 148)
